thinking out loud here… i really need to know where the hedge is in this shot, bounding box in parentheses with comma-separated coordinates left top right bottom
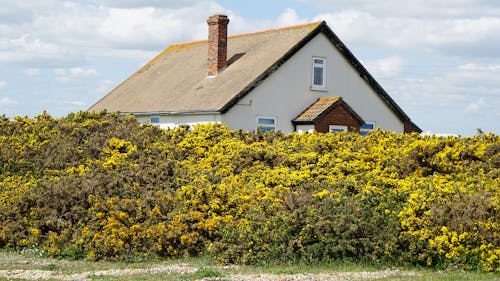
(0, 112, 498, 271)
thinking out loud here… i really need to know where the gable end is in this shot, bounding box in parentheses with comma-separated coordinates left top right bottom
(318, 24, 421, 132)
(219, 21, 326, 113)
(220, 21, 421, 133)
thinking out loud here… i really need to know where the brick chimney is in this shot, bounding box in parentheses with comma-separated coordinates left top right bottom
(207, 14, 229, 77)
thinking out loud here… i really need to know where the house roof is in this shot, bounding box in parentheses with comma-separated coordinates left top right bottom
(89, 20, 421, 132)
(89, 21, 322, 114)
(292, 97, 364, 124)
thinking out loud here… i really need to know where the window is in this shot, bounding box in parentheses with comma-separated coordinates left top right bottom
(311, 57, 326, 90)
(329, 125, 347, 132)
(360, 122, 375, 136)
(257, 117, 276, 132)
(150, 116, 160, 124)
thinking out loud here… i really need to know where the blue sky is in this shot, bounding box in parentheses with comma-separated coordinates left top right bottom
(0, 0, 499, 135)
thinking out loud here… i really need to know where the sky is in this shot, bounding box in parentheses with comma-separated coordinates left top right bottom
(0, 0, 499, 135)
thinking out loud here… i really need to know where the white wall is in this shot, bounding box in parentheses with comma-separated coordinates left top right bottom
(136, 114, 221, 129)
(296, 124, 315, 134)
(222, 33, 404, 133)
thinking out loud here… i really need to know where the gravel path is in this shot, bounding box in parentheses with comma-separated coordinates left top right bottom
(0, 267, 418, 281)
(0, 264, 197, 281)
(219, 270, 418, 280)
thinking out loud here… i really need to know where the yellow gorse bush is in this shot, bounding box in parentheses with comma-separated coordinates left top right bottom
(0, 112, 498, 271)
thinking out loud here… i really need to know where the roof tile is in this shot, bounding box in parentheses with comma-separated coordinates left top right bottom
(293, 97, 341, 122)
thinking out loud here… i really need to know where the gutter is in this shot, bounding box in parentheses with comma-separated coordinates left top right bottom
(121, 110, 221, 116)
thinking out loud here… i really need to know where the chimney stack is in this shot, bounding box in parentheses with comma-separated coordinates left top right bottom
(207, 14, 229, 77)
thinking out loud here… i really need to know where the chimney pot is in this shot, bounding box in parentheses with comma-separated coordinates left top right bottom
(207, 14, 229, 77)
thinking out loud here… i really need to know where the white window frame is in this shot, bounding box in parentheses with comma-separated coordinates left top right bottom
(311, 57, 326, 90)
(257, 116, 276, 132)
(329, 125, 348, 132)
(360, 122, 375, 136)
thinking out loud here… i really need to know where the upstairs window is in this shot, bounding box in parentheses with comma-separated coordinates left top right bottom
(329, 125, 347, 132)
(360, 122, 375, 136)
(257, 117, 276, 132)
(312, 57, 326, 90)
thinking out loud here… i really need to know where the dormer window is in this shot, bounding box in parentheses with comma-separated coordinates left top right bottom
(311, 57, 326, 90)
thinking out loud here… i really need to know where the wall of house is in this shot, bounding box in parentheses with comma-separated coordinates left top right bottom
(314, 105, 361, 133)
(135, 114, 221, 129)
(222, 32, 404, 133)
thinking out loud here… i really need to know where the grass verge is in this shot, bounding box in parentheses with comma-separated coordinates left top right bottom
(0, 249, 497, 281)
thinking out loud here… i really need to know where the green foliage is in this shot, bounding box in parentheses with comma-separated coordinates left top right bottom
(0, 112, 498, 272)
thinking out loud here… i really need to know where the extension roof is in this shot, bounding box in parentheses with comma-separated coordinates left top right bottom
(293, 97, 364, 124)
(90, 21, 421, 132)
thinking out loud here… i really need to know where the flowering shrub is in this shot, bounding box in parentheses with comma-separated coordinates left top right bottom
(0, 112, 498, 271)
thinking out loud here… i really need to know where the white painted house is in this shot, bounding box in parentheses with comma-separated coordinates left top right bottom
(90, 14, 421, 134)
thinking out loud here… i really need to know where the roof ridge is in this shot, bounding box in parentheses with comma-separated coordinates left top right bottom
(169, 21, 324, 47)
(229, 21, 324, 39)
(318, 96, 342, 101)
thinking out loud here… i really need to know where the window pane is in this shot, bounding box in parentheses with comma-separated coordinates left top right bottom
(360, 131, 369, 136)
(260, 126, 275, 132)
(258, 118, 275, 125)
(150, 117, 160, 123)
(329, 125, 347, 132)
(360, 123, 374, 130)
(314, 58, 324, 65)
(313, 67, 323, 86)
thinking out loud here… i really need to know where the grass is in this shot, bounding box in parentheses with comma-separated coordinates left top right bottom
(0, 249, 498, 281)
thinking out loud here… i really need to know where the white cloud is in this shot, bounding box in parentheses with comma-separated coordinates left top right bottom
(464, 97, 486, 113)
(102, 0, 207, 9)
(64, 100, 86, 107)
(457, 63, 500, 72)
(365, 56, 406, 78)
(0, 34, 74, 66)
(0, 1, 58, 24)
(96, 80, 115, 94)
(54, 67, 98, 83)
(24, 68, 40, 76)
(0, 97, 17, 106)
(447, 63, 500, 92)
(0, 80, 6, 90)
(303, 0, 500, 18)
(313, 10, 500, 57)
(277, 8, 307, 26)
(0, 1, 226, 67)
(97, 2, 227, 47)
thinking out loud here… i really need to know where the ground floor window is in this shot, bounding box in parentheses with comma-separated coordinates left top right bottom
(149, 116, 160, 126)
(329, 125, 348, 132)
(360, 122, 375, 136)
(257, 117, 276, 132)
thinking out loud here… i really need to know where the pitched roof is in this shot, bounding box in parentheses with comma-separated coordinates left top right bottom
(89, 20, 421, 132)
(89, 21, 322, 114)
(292, 97, 364, 124)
